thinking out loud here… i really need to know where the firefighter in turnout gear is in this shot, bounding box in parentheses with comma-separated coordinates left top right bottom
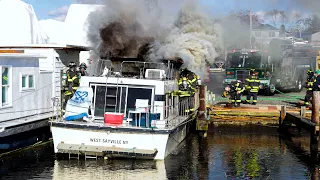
(177, 72, 195, 114)
(245, 70, 260, 105)
(234, 80, 245, 106)
(222, 80, 245, 107)
(62, 62, 80, 112)
(304, 69, 316, 107)
(79, 62, 88, 76)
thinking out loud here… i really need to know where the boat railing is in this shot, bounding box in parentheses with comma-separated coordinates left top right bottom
(124, 96, 196, 129)
(97, 59, 177, 80)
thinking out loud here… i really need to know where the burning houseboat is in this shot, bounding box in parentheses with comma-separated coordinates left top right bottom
(50, 57, 206, 160)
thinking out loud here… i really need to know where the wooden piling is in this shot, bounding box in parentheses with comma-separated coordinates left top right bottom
(310, 91, 320, 160)
(312, 91, 320, 125)
(198, 85, 206, 118)
(300, 106, 306, 117)
(279, 106, 286, 127)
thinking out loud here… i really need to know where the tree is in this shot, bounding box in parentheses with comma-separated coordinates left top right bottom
(307, 15, 320, 33)
(265, 9, 279, 28)
(228, 10, 263, 26)
(279, 11, 288, 26)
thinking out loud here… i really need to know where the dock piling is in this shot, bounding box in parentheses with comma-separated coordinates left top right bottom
(312, 91, 320, 125)
(279, 106, 286, 130)
(300, 106, 306, 117)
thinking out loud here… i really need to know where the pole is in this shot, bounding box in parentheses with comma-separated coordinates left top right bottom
(249, 9, 253, 49)
(310, 91, 320, 159)
(279, 105, 286, 130)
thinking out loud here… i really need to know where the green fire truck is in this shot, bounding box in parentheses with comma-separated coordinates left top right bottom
(223, 48, 276, 96)
(224, 39, 317, 96)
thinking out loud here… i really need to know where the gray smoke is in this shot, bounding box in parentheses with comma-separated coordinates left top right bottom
(291, 0, 320, 16)
(86, 0, 223, 78)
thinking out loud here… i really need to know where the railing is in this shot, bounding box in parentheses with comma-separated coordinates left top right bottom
(51, 95, 198, 129)
(125, 96, 197, 129)
(96, 59, 177, 80)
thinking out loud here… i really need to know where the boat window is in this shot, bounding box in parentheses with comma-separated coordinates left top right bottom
(94, 85, 123, 117)
(126, 87, 152, 114)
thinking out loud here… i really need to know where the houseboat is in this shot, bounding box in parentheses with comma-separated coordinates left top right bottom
(50, 58, 202, 160)
(0, 44, 89, 153)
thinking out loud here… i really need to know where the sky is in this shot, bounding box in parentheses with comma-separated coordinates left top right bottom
(24, 0, 312, 22)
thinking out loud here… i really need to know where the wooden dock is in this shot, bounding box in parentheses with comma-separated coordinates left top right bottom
(279, 92, 320, 160)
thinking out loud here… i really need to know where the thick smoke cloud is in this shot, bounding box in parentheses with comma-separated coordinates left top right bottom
(291, 0, 320, 15)
(86, 0, 223, 78)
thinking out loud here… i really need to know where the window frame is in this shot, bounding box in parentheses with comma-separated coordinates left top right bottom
(269, 31, 276, 38)
(254, 31, 261, 38)
(20, 73, 36, 92)
(1, 66, 12, 108)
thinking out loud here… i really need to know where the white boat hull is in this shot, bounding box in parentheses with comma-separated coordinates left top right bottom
(50, 119, 194, 160)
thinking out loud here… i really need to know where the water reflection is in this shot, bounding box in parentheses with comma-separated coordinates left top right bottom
(52, 159, 166, 180)
(1, 128, 319, 180)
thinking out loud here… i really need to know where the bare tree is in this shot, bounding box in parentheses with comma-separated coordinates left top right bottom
(228, 10, 263, 25)
(279, 11, 288, 26)
(265, 9, 279, 28)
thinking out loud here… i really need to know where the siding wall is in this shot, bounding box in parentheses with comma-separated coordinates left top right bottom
(0, 58, 53, 121)
(0, 48, 81, 122)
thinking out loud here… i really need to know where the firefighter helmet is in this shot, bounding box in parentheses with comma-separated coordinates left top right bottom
(307, 69, 313, 75)
(68, 62, 76, 67)
(250, 68, 256, 75)
(80, 62, 87, 69)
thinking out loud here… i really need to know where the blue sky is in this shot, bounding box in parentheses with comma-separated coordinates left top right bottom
(24, 0, 309, 21)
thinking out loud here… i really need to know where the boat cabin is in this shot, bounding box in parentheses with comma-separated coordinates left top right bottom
(78, 58, 189, 128)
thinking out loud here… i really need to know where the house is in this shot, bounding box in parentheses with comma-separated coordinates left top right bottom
(252, 24, 280, 45)
(312, 31, 320, 42)
(0, 0, 89, 152)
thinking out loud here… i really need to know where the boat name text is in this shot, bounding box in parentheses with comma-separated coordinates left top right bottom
(90, 138, 128, 144)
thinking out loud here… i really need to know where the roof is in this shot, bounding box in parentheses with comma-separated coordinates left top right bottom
(0, 44, 90, 51)
(0, 0, 49, 44)
(253, 24, 278, 31)
(64, 4, 103, 46)
(38, 19, 69, 44)
(39, 4, 103, 47)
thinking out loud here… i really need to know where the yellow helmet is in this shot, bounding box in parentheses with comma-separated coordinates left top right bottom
(197, 75, 200, 79)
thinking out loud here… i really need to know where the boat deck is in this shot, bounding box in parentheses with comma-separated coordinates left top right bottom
(51, 115, 192, 134)
(0, 112, 53, 137)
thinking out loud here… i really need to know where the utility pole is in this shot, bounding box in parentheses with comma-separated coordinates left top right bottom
(250, 9, 253, 49)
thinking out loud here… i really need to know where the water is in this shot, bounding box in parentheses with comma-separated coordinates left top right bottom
(1, 126, 319, 180)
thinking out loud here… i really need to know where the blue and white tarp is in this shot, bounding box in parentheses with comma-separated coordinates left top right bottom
(64, 86, 93, 121)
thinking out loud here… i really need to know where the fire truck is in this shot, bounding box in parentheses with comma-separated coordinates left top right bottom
(223, 48, 274, 95)
(223, 39, 320, 96)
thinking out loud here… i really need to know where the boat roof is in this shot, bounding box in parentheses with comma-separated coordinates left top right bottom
(0, 44, 90, 51)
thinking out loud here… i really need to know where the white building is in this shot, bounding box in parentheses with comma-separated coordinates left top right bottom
(0, 0, 88, 139)
(312, 31, 320, 42)
(39, 4, 103, 76)
(252, 24, 280, 45)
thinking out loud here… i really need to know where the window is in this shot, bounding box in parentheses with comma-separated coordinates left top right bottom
(254, 31, 261, 38)
(269, 32, 276, 37)
(1, 66, 11, 106)
(21, 74, 35, 91)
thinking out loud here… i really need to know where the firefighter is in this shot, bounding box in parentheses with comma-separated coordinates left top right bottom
(245, 70, 260, 105)
(177, 76, 194, 114)
(234, 80, 245, 106)
(304, 70, 316, 106)
(79, 62, 88, 76)
(313, 70, 320, 91)
(187, 73, 198, 92)
(62, 62, 80, 112)
(221, 81, 237, 107)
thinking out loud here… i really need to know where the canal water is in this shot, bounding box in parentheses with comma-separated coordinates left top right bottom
(0, 125, 318, 180)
